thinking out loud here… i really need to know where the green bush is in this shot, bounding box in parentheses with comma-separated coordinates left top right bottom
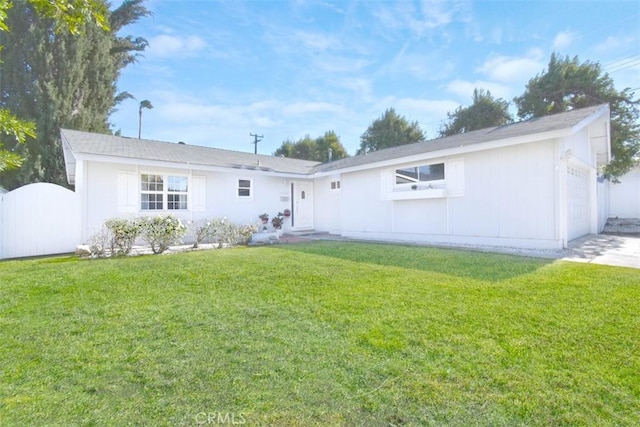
(209, 218, 256, 248)
(104, 218, 142, 256)
(188, 220, 211, 248)
(139, 215, 188, 254)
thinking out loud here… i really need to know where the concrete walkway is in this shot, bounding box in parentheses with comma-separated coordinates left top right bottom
(563, 234, 640, 269)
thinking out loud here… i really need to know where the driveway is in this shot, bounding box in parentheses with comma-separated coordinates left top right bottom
(564, 234, 640, 269)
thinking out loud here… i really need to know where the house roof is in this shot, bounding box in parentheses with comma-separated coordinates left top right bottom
(313, 103, 610, 174)
(62, 103, 609, 184)
(61, 129, 321, 178)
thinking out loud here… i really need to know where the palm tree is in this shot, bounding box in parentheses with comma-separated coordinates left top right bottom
(138, 100, 153, 138)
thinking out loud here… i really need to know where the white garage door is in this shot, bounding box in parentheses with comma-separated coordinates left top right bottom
(566, 165, 591, 241)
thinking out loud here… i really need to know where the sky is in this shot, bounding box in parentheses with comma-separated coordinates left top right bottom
(109, 0, 640, 156)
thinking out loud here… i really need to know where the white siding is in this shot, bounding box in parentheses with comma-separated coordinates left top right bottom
(313, 176, 341, 233)
(82, 161, 295, 242)
(339, 140, 562, 249)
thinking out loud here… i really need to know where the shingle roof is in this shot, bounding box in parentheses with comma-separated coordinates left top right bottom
(62, 104, 608, 178)
(313, 104, 609, 173)
(61, 129, 321, 175)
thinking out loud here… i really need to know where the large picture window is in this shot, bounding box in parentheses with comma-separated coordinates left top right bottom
(141, 174, 188, 210)
(395, 163, 445, 185)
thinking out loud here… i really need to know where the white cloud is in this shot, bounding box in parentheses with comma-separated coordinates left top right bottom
(148, 34, 207, 58)
(595, 35, 637, 54)
(313, 54, 372, 73)
(294, 30, 338, 51)
(384, 42, 456, 81)
(476, 49, 545, 83)
(374, 0, 468, 37)
(446, 79, 511, 100)
(282, 102, 346, 116)
(552, 30, 577, 50)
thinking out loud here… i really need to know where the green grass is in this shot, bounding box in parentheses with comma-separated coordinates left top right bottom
(1, 241, 639, 426)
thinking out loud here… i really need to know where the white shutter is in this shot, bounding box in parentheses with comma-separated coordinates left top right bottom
(117, 171, 138, 213)
(191, 176, 206, 212)
(447, 158, 465, 197)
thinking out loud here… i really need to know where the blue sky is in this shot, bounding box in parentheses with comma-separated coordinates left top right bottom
(109, 0, 640, 155)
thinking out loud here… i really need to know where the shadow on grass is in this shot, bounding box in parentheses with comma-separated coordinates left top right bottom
(276, 240, 552, 282)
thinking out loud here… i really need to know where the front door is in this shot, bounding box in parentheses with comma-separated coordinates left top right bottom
(291, 181, 314, 230)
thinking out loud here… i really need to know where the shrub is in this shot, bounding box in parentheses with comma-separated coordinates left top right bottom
(88, 226, 112, 258)
(188, 220, 211, 248)
(208, 218, 257, 248)
(104, 218, 142, 256)
(139, 215, 188, 254)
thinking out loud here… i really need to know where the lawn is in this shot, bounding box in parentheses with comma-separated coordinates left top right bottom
(1, 241, 639, 426)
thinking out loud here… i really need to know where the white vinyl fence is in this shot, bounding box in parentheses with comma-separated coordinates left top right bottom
(0, 183, 81, 259)
(610, 167, 640, 218)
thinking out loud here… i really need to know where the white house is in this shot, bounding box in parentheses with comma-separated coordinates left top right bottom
(0, 103, 624, 258)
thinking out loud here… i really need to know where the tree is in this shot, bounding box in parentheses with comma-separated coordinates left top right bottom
(514, 53, 640, 179)
(138, 99, 153, 138)
(0, 0, 108, 173)
(273, 131, 349, 162)
(357, 108, 425, 155)
(439, 89, 512, 137)
(315, 131, 348, 162)
(0, 0, 150, 189)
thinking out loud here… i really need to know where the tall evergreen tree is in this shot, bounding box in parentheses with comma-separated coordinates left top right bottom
(357, 108, 425, 155)
(514, 53, 640, 179)
(439, 89, 512, 137)
(0, 0, 108, 174)
(0, 0, 150, 189)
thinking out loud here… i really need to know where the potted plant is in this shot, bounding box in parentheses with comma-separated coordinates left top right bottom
(258, 213, 269, 231)
(271, 212, 284, 230)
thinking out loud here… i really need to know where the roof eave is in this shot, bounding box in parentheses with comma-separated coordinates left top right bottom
(73, 152, 315, 178)
(61, 130, 76, 185)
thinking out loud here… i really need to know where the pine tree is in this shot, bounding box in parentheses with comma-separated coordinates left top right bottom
(0, 0, 150, 189)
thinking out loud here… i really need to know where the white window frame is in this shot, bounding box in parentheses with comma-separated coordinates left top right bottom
(238, 178, 253, 199)
(140, 173, 189, 211)
(330, 180, 341, 191)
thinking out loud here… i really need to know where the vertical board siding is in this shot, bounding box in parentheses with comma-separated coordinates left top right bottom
(1, 183, 81, 259)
